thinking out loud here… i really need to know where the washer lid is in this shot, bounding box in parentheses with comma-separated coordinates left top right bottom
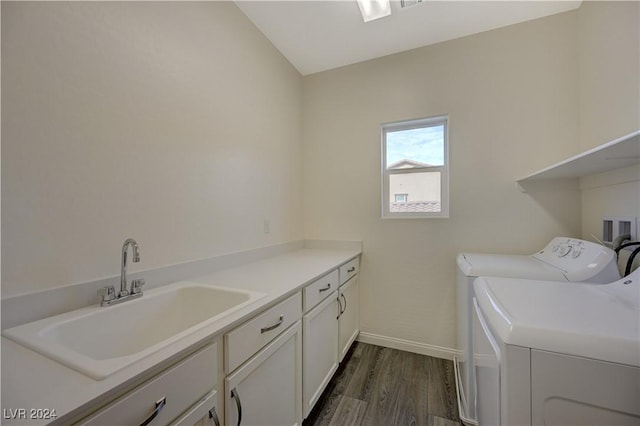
(474, 269, 640, 367)
(457, 253, 567, 281)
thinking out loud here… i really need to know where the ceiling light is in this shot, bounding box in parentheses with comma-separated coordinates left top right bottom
(356, 0, 391, 23)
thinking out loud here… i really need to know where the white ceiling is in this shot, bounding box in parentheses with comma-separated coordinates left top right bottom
(236, 1, 582, 75)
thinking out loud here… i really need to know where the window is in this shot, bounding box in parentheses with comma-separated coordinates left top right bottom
(382, 116, 449, 218)
(394, 193, 408, 203)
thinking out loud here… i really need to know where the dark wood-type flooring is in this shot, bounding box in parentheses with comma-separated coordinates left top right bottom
(303, 342, 462, 426)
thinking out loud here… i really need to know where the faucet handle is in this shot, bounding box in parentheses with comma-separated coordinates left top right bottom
(131, 278, 146, 295)
(98, 286, 116, 305)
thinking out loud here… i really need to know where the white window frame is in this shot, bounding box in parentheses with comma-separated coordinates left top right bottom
(381, 115, 449, 219)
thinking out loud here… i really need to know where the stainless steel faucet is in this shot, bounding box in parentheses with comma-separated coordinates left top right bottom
(120, 238, 140, 297)
(98, 238, 145, 307)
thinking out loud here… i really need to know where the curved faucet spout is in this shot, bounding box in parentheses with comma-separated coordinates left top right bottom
(120, 238, 140, 297)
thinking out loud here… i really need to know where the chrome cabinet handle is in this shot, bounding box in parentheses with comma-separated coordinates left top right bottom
(139, 396, 166, 426)
(347, 267, 356, 273)
(208, 406, 220, 426)
(318, 283, 332, 293)
(231, 388, 242, 426)
(341, 293, 347, 314)
(336, 296, 343, 320)
(260, 315, 284, 334)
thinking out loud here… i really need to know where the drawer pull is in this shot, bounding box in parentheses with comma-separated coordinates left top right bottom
(337, 296, 343, 320)
(347, 266, 356, 273)
(260, 315, 284, 334)
(208, 406, 220, 426)
(341, 293, 347, 314)
(231, 388, 243, 426)
(318, 283, 332, 293)
(139, 396, 166, 426)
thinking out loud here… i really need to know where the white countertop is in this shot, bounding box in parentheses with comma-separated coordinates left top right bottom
(1, 246, 361, 425)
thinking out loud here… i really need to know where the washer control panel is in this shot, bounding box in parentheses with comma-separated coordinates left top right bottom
(532, 237, 619, 282)
(551, 239, 584, 259)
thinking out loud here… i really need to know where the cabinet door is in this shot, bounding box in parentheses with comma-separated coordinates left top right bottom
(302, 292, 339, 418)
(338, 275, 359, 362)
(225, 322, 302, 426)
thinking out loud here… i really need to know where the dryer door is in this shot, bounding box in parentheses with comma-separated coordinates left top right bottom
(473, 298, 501, 426)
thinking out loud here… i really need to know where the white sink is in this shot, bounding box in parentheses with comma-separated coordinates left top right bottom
(3, 282, 266, 380)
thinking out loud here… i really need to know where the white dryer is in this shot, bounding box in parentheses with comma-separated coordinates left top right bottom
(455, 237, 620, 425)
(472, 269, 640, 426)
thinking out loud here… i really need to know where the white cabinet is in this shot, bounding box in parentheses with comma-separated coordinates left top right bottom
(339, 257, 359, 285)
(224, 293, 302, 374)
(66, 253, 362, 426)
(223, 292, 303, 426)
(302, 258, 360, 419)
(303, 270, 339, 312)
(77, 342, 218, 426)
(224, 322, 302, 426)
(170, 390, 220, 426)
(338, 275, 359, 362)
(302, 292, 339, 417)
(338, 257, 360, 361)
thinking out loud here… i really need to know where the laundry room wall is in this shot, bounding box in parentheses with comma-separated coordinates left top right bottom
(580, 166, 639, 246)
(577, 1, 639, 152)
(302, 11, 581, 352)
(1, 2, 303, 297)
(576, 1, 640, 244)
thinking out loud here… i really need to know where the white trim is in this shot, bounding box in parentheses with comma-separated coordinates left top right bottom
(382, 115, 448, 131)
(357, 331, 460, 361)
(453, 355, 479, 426)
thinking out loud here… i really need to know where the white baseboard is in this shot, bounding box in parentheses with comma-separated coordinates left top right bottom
(357, 332, 460, 361)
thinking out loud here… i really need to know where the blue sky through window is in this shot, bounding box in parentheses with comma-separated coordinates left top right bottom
(386, 125, 444, 167)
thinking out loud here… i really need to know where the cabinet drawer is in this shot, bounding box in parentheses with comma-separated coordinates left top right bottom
(170, 389, 218, 426)
(339, 257, 359, 285)
(77, 343, 217, 426)
(225, 292, 301, 374)
(303, 270, 339, 312)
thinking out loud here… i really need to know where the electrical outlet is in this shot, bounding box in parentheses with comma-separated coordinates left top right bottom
(263, 219, 270, 234)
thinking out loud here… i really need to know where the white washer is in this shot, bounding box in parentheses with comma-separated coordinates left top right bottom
(472, 269, 640, 426)
(455, 237, 620, 425)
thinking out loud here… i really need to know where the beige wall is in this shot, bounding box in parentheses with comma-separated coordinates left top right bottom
(581, 166, 640, 243)
(577, 1, 640, 241)
(303, 11, 581, 350)
(578, 1, 639, 151)
(1, 2, 303, 297)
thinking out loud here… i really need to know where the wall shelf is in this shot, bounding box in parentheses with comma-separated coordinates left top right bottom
(517, 130, 640, 190)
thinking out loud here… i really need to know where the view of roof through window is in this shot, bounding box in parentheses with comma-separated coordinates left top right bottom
(385, 123, 445, 215)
